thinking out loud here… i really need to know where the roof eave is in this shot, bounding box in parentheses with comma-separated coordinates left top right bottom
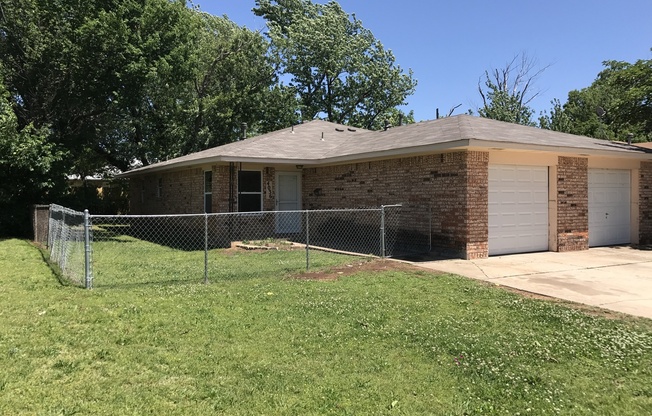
(116, 155, 318, 178)
(117, 136, 652, 179)
(467, 139, 652, 159)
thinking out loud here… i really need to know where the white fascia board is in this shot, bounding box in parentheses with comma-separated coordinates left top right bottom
(118, 138, 652, 179)
(468, 139, 652, 159)
(117, 156, 316, 177)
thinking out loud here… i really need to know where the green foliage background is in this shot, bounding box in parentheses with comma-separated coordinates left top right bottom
(1, 0, 650, 237)
(0, 0, 418, 236)
(540, 57, 652, 142)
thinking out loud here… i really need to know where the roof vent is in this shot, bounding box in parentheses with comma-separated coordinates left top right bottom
(240, 122, 247, 141)
(335, 128, 344, 132)
(347, 128, 356, 132)
(384, 120, 392, 131)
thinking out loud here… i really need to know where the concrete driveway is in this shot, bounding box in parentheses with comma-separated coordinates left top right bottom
(415, 246, 652, 319)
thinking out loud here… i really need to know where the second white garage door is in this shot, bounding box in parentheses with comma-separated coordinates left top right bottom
(489, 165, 549, 256)
(589, 169, 631, 247)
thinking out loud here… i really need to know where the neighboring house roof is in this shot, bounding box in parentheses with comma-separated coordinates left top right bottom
(67, 174, 106, 181)
(120, 115, 652, 177)
(67, 165, 124, 181)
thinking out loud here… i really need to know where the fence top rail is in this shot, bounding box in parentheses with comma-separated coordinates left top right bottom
(91, 213, 205, 219)
(50, 204, 85, 216)
(89, 205, 403, 219)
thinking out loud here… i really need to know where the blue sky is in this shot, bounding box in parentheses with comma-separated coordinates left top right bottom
(198, 0, 652, 122)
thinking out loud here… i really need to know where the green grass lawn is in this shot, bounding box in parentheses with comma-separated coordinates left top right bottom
(2, 238, 652, 415)
(90, 234, 355, 288)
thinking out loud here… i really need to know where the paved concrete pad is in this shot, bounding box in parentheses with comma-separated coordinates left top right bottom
(415, 247, 652, 319)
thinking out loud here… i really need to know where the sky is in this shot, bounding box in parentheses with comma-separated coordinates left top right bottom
(197, 0, 652, 122)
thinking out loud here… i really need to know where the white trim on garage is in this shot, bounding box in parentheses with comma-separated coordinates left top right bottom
(588, 169, 631, 247)
(489, 165, 549, 256)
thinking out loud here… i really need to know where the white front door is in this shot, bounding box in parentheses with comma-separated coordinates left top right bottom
(489, 165, 549, 256)
(276, 172, 302, 233)
(589, 169, 631, 247)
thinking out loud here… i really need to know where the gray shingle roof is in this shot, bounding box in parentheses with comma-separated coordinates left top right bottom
(120, 115, 652, 177)
(341, 115, 652, 157)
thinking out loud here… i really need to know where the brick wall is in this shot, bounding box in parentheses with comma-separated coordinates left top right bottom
(302, 151, 489, 259)
(213, 165, 232, 213)
(464, 151, 489, 259)
(128, 165, 276, 215)
(640, 162, 652, 245)
(557, 156, 588, 251)
(129, 168, 205, 215)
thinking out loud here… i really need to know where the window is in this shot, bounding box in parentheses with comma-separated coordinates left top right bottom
(157, 178, 163, 198)
(204, 170, 212, 213)
(238, 170, 262, 212)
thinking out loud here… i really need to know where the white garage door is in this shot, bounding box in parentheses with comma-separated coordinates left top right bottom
(589, 169, 630, 247)
(489, 165, 549, 256)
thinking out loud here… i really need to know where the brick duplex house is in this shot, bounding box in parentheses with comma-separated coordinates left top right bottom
(119, 115, 652, 259)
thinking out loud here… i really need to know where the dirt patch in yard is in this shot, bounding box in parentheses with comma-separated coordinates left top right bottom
(234, 240, 302, 251)
(292, 259, 422, 281)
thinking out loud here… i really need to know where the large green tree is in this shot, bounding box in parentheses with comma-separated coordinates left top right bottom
(0, 0, 303, 234)
(475, 53, 548, 126)
(1, 0, 298, 171)
(1, 0, 200, 173)
(605, 58, 652, 141)
(0, 71, 63, 236)
(537, 98, 573, 133)
(539, 87, 616, 139)
(253, 0, 417, 129)
(540, 54, 652, 142)
(177, 12, 298, 155)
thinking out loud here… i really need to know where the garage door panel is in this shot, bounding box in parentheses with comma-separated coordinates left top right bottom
(489, 165, 549, 256)
(533, 190, 548, 203)
(589, 169, 630, 247)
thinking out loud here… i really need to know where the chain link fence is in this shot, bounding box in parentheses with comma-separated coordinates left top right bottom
(47, 204, 89, 286)
(391, 204, 433, 257)
(46, 204, 404, 288)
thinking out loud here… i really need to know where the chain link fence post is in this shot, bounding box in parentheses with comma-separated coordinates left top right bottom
(84, 209, 92, 289)
(380, 205, 386, 258)
(429, 205, 433, 252)
(204, 213, 209, 284)
(47, 204, 54, 250)
(305, 210, 310, 271)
